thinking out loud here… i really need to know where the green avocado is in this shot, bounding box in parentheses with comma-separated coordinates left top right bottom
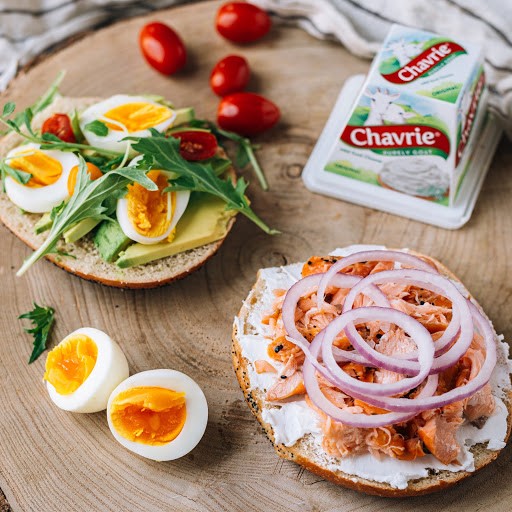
(64, 218, 100, 244)
(173, 107, 195, 126)
(34, 212, 53, 234)
(94, 219, 132, 262)
(116, 195, 236, 268)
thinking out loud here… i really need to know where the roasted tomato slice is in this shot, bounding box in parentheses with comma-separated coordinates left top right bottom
(41, 113, 76, 143)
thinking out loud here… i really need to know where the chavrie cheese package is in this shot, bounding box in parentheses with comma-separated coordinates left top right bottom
(303, 24, 501, 228)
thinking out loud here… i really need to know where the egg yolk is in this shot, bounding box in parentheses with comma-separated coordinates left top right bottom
(44, 334, 98, 395)
(110, 387, 187, 445)
(9, 150, 62, 188)
(103, 102, 172, 133)
(127, 170, 173, 238)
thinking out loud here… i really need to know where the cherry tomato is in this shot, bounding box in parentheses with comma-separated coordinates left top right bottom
(210, 55, 250, 96)
(41, 113, 76, 143)
(215, 2, 271, 44)
(171, 131, 218, 161)
(217, 92, 280, 136)
(67, 162, 103, 196)
(139, 22, 187, 75)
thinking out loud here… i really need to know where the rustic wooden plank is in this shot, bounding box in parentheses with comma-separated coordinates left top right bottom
(0, 1, 511, 510)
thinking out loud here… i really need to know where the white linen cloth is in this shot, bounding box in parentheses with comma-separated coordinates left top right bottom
(0, 0, 511, 130)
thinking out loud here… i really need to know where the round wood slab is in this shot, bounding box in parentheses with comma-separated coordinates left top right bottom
(1, 1, 511, 510)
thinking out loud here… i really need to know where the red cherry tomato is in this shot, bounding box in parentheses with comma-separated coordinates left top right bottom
(217, 92, 280, 136)
(139, 22, 187, 75)
(215, 2, 271, 44)
(210, 55, 250, 97)
(171, 131, 218, 161)
(41, 113, 76, 143)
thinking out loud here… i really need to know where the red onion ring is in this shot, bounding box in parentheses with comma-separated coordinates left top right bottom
(303, 331, 440, 428)
(277, 251, 496, 424)
(342, 269, 471, 375)
(321, 307, 433, 397)
(316, 250, 437, 311)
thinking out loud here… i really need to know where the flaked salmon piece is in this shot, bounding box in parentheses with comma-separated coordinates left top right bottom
(321, 387, 350, 408)
(380, 282, 410, 300)
(254, 360, 277, 374)
(373, 328, 415, 384)
(322, 415, 367, 458)
(369, 261, 394, 274)
(391, 298, 451, 332)
(267, 335, 304, 364)
(418, 414, 463, 465)
(354, 399, 390, 415)
(397, 438, 426, 460)
(342, 362, 374, 382)
(266, 370, 306, 402)
(465, 383, 495, 421)
(302, 256, 340, 276)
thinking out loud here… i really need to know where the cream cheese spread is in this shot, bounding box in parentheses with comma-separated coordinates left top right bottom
(236, 246, 511, 489)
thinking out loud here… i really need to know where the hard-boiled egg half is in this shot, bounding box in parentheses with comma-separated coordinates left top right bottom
(116, 156, 190, 245)
(4, 143, 79, 213)
(79, 95, 176, 153)
(107, 369, 208, 461)
(44, 327, 129, 413)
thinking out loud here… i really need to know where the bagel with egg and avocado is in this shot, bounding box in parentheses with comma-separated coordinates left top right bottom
(232, 246, 512, 496)
(0, 81, 275, 288)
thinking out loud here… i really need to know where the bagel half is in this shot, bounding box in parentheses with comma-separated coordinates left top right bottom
(231, 246, 512, 497)
(0, 96, 236, 288)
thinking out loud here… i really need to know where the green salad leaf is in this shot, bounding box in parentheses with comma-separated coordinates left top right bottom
(16, 157, 158, 276)
(187, 119, 268, 191)
(19, 302, 55, 363)
(130, 134, 278, 235)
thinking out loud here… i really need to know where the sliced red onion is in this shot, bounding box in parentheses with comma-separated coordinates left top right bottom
(342, 269, 471, 375)
(339, 302, 496, 413)
(303, 331, 440, 428)
(281, 272, 389, 362)
(316, 250, 438, 311)
(321, 307, 433, 396)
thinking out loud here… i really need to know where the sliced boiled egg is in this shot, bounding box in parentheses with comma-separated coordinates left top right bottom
(4, 143, 79, 213)
(107, 369, 208, 461)
(44, 327, 129, 413)
(79, 95, 176, 153)
(116, 157, 190, 245)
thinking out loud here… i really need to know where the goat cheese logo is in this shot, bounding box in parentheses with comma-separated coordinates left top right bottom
(341, 88, 450, 159)
(381, 38, 467, 84)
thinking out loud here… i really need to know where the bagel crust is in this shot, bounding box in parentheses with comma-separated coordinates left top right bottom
(0, 96, 236, 288)
(231, 247, 512, 497)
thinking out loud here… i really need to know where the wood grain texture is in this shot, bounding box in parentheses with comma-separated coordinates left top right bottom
(0, 1, 511, 511)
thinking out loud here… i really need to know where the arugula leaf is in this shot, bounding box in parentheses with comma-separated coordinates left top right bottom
(188, 119, 268, 191)
(84, 120, 108, 137)
(16, 157, 158, 276)
(130, 135, 277, 235)
(1, 160, 31, 186)
(19, 302, 55, 364)
(2, 102, 15, 117)
(70, 109, 85, 143)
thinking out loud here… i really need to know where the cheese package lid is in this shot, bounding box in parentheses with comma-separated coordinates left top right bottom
(302, 24, 501, 229)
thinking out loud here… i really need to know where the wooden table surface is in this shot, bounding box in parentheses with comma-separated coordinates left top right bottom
(0, 1, 511, 510)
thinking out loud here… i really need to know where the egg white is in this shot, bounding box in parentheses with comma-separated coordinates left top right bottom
(46, 327, 129, 414)
(4, 143, 79, 213)
(106, 369, 208, 461)
(79, 95, 176, 153)
(116, 157, 190, 245)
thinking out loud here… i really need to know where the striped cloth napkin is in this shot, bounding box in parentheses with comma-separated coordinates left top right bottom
(1, 0, 511, 131)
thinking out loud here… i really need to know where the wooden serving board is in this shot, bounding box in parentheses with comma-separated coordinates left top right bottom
(1, 1, 511, 510)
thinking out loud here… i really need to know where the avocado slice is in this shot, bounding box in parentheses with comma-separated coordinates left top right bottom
(94, 219, 132, 262)
(64, 218, 100, 244)
(116, 195, 236, 268)
(173, 107, 195, 126)
(34, 212, 53, 234)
